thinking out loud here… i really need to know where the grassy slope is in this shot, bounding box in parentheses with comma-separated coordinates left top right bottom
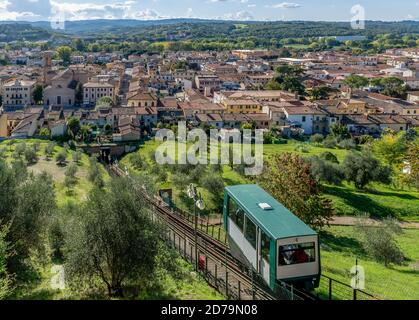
(1, 139, 223, 300)
(319, 226, 419, 300)
(121, 139, 419, 221)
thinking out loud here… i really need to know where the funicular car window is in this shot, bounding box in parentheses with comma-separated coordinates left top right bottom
(278, 242, 315, 266)
(260, 230, 270, 264)
(228, 197, 244, 232)
(244, 216, 257, 249)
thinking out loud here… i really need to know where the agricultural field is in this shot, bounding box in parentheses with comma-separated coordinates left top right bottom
(0, 139, 109, 207)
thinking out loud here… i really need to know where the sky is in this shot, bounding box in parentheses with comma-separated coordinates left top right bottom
(0, 0, 418, 22)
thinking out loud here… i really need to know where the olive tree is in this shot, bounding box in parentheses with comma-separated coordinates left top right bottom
(64, 176, 163, 297)
(356, 216, 404, 267)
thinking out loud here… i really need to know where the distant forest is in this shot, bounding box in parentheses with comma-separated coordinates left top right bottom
(0, 20, 418, 54)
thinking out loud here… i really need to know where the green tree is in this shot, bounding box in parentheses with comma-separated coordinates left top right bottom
(95, 96, 113, 109)
(64, 176, 162, 297)
(342, 151, 392, 189)
(32, 85, 43, 105)
(56, 150, 67, 166)
(373, 132, 406, 166)
(72, 151, 82, 164)
(343, 75, 369, 89)
(356, 216, 404, 267)
(0, 161, 56, 274)
(401, 140, 419, 190)
(44, 142, 55, 159)
(24, 147, 38, 165)
(73, 38, 86, 51)
(88, 157, 105, 189)
(378, 77, 407, 99)
(330, 123, 350, 141)
(56, 46, 73, 65)
(39, 127, 50, 137)
(64, 164, 78, 191)
(309, 86, 332, 101)
(0, 224, 13, 299)
(67, 117, 81, 139)
(75, 82, 83, 105)
(259, 153, 334, 229)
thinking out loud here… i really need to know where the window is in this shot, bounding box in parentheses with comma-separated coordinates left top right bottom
(260, 230, 270, 264)
(278, 242, 316, 266)
(228, 197, 244, 232)
(244, 216, 257, 249)
(302, 116, 306, 122)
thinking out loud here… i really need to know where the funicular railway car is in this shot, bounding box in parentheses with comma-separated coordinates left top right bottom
(223, 185, 321, 291)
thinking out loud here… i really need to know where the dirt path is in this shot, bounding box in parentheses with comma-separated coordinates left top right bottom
(330, 216, 419, 229)
(50, 265, 65, 290)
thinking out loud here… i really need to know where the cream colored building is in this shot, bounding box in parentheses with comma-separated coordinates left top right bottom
(83, 82, 115, 106)
(2, 79, 36, 108)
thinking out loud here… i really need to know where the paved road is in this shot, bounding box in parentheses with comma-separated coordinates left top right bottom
(329, 216, 419, 229)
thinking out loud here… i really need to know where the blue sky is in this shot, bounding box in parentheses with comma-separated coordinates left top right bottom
(0, 0, 418, 22)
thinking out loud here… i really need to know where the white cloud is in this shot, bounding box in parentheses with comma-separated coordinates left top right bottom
(224, 10, 253, 21)
(267, 2, 301, 9)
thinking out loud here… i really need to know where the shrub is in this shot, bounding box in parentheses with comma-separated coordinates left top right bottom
(44, 142, 56, 159)
(322, 137, 337, 149)
(72, 151, 82, 163)
(319, 151, 339, 164)
(356, 217, 404, 267)
(64, 164, 78, 190)
(130, 153, 148, 171)
(56, 150, 67, 165)
(338, 139, 357, 150)
(310, 133, 324, 144)
(294, 143, 311, 153)
(13, 143, 26, 158)
(309, 156, 344, 185)
(88, 157, 105, 189)
(24, 147, 38, 164)
(358, 135, 374, 145)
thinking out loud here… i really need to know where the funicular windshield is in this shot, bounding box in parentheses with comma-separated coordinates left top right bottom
(278, 242, 316, 266)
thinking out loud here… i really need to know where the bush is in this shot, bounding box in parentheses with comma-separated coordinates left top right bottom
(44, 142, 56, 159)
(72, 151, 82, 163)
(319, 151, 339, 164)
(322, 137, 337, 149)
(309, 156, 344, 185)
(88, 157, 105, 189)
(13, 143, 26, 159)
(310, 133, 324, 144)
(338, 139, 357, 150)
(56, 150, 67, 165)
(64, 164, 78, 190)
(24, 147, 38, 164)
(294, 143, 311, 153)
(358, 135, 374, 145)
(356, 217, 404, 266)
(130, 153, 148, 171)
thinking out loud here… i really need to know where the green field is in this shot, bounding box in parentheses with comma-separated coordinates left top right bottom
(319, 226, 419, 300)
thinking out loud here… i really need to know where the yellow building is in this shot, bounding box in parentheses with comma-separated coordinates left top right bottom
(223, 99, 262, 114)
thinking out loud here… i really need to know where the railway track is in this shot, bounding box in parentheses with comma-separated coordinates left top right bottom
(108, 164, 316, 301)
